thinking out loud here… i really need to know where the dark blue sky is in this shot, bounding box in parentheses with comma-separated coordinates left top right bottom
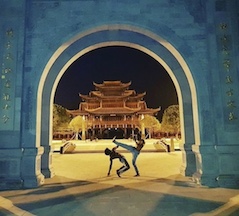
(54, 46, 178, 121)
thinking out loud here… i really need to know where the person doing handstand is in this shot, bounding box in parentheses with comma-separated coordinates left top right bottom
(104, 146, 130, 177)
(112, 136, 145, 177)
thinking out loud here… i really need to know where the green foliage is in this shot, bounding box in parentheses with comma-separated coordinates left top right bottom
(161, 105, 180, 135)
(53, 104, 72, 132)
(139, 114, 161, 131)
(68, 115, 87, 132)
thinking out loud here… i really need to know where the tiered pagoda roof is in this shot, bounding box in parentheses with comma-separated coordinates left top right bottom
(93, 81, 131, 91)
(68, 80, 160, 116)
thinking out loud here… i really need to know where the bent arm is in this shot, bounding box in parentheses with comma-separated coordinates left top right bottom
(112, 136, 121, 145)
(108, 159, 113, 176)
(112, 146, 119, 151)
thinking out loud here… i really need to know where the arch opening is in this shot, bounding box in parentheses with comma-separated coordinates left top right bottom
(37, 25, 199, 180)
(54, 45, 178, 140)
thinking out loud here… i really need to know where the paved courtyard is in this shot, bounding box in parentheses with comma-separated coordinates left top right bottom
(0, 140, 239, 216)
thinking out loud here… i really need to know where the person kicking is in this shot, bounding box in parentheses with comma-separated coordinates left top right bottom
(104, 145, 130, 177)
(112, 136, 145, 177)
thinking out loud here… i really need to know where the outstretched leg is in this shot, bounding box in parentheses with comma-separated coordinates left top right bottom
(113, 140, 135, 153)
(113, 137, 139, 176)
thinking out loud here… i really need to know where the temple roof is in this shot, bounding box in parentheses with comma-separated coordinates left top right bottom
(138, 107, 161, 115)
(90, 91, 133, 99)
(71, 80, 161, 117)
(85, 107, 141, 114)
(126, 92, 146, 100)
(79, 93, 99, 101)
(68, 106, 161, 116)
(66, 109, 88, 116)
(80, 91, 145, 100)
(93, 81, 131, 90)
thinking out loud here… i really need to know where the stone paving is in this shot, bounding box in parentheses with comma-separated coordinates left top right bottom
(0, 139, 239, 216)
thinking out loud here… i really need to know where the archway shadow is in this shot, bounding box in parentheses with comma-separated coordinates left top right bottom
(2, 175, 238, 216)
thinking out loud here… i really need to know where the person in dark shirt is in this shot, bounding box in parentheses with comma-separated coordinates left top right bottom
(104, 146, 130, 177)
(112, 136, 145, 177)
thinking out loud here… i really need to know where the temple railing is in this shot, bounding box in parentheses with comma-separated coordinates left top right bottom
(90, 120, 140, 128)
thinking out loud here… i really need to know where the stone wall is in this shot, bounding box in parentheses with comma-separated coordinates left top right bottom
(0, 0, 238, 189)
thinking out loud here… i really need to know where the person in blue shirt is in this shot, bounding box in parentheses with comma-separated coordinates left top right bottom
(104, 145, 130, 177)
(112, 136, 145, 177)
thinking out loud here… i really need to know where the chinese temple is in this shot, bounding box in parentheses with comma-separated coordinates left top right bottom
(68, 80, 160, 139)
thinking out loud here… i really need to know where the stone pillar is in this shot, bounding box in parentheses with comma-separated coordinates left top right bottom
(39, 91, 55, 179)
(141, 123, 145, 139)
(20, 126, 45, 188)
(82, 128, 86, 140)
(21, 147, 45, 188)
(0, 1, 45, 189)
(0, 148, 24, 189)
(170, 138, 175, 152)
(41, 146, 55, 178)
(124, 127, 127, 138)
(180, 143, 197, 177)
(216, 163, 239, 188)
(192, 145, 219, 187)
(192, 144, 239, 188)
(0, 146, 45, 189)
(132, 128, 135, 139)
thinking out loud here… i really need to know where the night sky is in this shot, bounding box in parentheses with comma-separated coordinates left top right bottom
(54, 46, 178, 121)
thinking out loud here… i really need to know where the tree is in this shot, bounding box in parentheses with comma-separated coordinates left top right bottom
(68, 116, 88, 140)
(53, 104, 72, 133)
(139, 114, 161, 138)
(161, 105, 180, 137)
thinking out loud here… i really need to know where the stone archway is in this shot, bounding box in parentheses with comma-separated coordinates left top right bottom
(37, 25, 199, 180)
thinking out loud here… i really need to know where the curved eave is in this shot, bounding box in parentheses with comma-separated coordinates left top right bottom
(93, 81, 132, 90)
(66, 109, 88, 116)
(138, 107, 161, 115)
(79, 93, 91, 100)
(79, 93, 99, 101)
(85, 107, 141, 114)
(92, 91, 133, 98)
(127, 92, 146, 100)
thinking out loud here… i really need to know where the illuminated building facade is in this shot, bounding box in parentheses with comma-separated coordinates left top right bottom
(68, 81, 160, 139)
